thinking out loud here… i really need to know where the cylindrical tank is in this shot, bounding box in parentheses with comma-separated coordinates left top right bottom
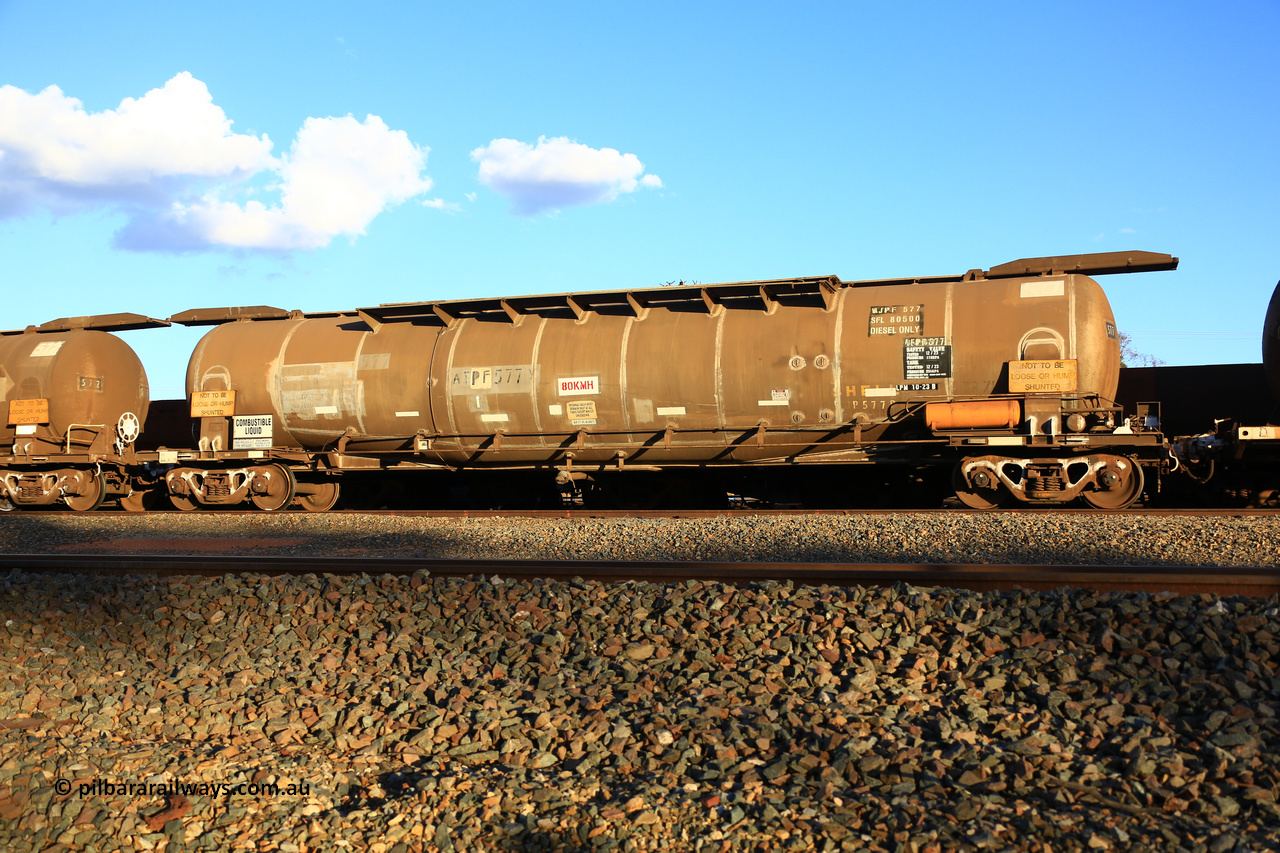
(423, 272, 1119, 464)
(1263, 279, 1280, 411)
(924, 400, 1021, 430)
(186, 271, 1121, 465)
(0, 330, 150, 449)
(185, 317, 438, 451)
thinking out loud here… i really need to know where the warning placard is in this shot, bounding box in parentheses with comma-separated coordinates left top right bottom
(558, 376, 599, 396)
(1009, 360, 1078, 393)
(903, 337, 952, 380)
(8, 398, 49, 425)
(567, 399, 598, 425)
(233, 414, 273, 449)
(191, 390, 236, 417)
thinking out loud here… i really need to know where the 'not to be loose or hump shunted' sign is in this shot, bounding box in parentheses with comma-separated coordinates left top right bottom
(1008, 360, 1078, 393)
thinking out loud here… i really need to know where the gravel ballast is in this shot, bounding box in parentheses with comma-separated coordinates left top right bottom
(0, 511, 1278, 566)
(1, 513, 1278, 850)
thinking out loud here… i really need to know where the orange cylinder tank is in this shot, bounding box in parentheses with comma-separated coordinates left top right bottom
(924, 399, 1021, 430)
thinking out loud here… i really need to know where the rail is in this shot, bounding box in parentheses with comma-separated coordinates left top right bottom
(1, 554, 1276, 597)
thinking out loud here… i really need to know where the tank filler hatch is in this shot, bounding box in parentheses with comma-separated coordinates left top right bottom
(168, 306, 294, 327)
(169, 306, 358, 326)
(0, 313, 171, 335)
(851, 250, 1178, 288)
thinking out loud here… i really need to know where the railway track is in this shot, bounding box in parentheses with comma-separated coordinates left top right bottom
(2, 553, 1277, 597)
(73, 505, 1280, 518)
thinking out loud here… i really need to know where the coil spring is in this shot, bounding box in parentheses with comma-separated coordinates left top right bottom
(1036, 476, 1064, 492)
(206, 483, 231, 498)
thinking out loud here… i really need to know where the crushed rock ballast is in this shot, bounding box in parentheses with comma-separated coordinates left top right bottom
(2, 569, 1279, 851)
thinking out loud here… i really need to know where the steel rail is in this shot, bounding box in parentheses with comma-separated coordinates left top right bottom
(1, 554, 1276, 597)
(83, 506, 1280, 519)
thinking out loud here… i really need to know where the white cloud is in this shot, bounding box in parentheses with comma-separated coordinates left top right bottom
(119, 114, 435, 250)
(0, 73, 274, 188)
(0, 73, 438, 251)
(471, 136, 661, 215)
(421, 197, 461, 212)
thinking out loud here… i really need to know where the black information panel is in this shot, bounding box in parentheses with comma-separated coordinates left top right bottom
(903, 337, 952, 380)
(868, 305, 923, 337)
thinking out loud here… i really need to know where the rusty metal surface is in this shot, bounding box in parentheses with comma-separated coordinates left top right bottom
(169, 306, 294, 326)
(178, 265, 1125, 465)
(348, 253, 1174, 321)
(1, 313, 169, 336)
(0, 553, 1275, 597)
(185, 316, 442, 452)
(36, 314, 170, 333)
(985, 251, 1178, 279)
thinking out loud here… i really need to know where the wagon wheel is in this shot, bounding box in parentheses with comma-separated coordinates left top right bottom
(295, 481, 340, 513)
(63, 472, 106, 512)
(0, 494, 12, 513)
(952, 462, 1009, 511)
(170, 492, 202, 512)
(250, 464, 296, 512)
(120, 486, 164, 512)
(1082, 460, 1144, 510)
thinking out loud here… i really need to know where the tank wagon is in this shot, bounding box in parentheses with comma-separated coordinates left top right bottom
(1168, 278, 1280, 505)
(0, 314, 166, 511)
(1267, 278, 1280, 404)
(159, 250, 1175, 511)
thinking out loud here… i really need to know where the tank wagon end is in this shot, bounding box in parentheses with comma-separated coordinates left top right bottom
(0, 313, 168, 511)
(1167, 277, 1280, 506)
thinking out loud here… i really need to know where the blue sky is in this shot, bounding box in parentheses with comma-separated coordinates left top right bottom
(1, 1, 1277, 397)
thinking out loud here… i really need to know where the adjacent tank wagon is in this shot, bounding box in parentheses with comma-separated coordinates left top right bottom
(1167, 277, 1280, 505)
(0, 314, 166, 511)
(1265, 278, 1280, 404)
